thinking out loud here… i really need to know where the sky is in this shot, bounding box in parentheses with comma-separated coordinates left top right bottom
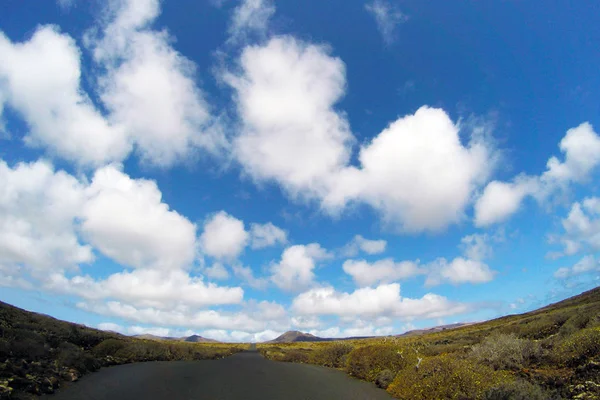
(0, 0, 599, 342)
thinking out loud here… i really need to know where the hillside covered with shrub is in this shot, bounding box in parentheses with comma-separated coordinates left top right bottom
(258, 286, 600, 400)
(0, 301, 245, 399)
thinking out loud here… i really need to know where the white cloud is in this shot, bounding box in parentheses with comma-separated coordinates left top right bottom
(47, 268, 243, 310)
(342, 235, 386, 257)
(250, 222, 287, 249)
(554, 255, 599, 279)
(87, 0, 227, 167)
(97, 322, 123, 333)
(425, 257, 496, 286)
(460, 233, 493, 261)
(228, 37, 494, 233)
(80, 298, 286, 333)
(227, 36, 353, 200)
(204, 262, 230, 280)
(542, 122, 600, 185)
(474, 177, 538, 226)
(342, 259, 423, 287)
(56, 0, 75, 10)
(475, 122, 600, 225)
(201, 329, 281, 343)
(270, 243, 330, 291)
(327, 106, 493, 232)
(0, 160, 92, 277)
(292, 283, 469, 319)
(232, 264, 269, 289)
(0, 27, 129, 166)
(552, 197, 600, 257)
(365, 0, 407, 45)
(200, 211, 249, 260)
(81, 165, 197, 270)
(228, 0, 275, 43)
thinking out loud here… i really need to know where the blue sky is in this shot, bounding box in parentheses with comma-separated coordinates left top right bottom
(0, 0, 599, 342)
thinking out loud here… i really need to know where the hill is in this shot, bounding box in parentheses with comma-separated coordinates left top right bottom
(397, 322, 475, 337)
(131, 334, 219, 343)
(269, 330, 323, 343)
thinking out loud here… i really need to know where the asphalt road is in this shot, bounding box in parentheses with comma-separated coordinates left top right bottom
(47, 348, 394, 400)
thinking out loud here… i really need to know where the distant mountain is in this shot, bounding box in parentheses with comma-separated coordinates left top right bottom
(182, 334, 219, 343)
(133, 334, 219, 343)
(268, 330, 324, 343)
(396, 322, 474, 337)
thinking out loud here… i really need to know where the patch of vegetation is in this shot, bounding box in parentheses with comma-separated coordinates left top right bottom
(469, 333, 543, 370)
(387, 354, 510, 400)
(346, 344, 418, 382)
(257, 286, 600, 400)
(0, 301, 245, 399)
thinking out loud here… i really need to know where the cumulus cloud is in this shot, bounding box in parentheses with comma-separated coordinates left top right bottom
(475, 122, 600, 226)
(551, 197, 600, 257)
(341, 235, 386, 257)
(0, 0, 227, 168)
(80, 298, 286, 333)
(227, 36, 353, 200)
(460, 233, 493, 261)
(0, 27, 129, 166)
(250, 222, 287, 249)
(365, 0, 407, 45)
(343, 259, 424, 287)
(343, 234, 497, 288)
(204, 262, 230, 280)
(81, 165, 197, 270)
(329, 107, 492, 232)
(270, 243, 331, 291)
(46, 268, 243, 309)
(232, 264, 268, 289)
(200, 211, 249, 260)
(425, 257, 496, 286)
(228, 0, 275, 43)
(474, 177, 539, 226)
(228, 37, 494, 233)
(554, 255, 599, 279)
(86, 0, 227, 166)
(0, 160, 92, 277)
(292, 283, 469, 319)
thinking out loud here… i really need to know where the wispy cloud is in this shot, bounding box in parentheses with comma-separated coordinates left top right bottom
(365, 0, 408, 45)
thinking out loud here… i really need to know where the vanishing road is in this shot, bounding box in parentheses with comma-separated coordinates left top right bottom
(48, 347, 394, 400)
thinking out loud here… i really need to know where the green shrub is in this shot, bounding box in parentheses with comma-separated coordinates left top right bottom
(470, 334, 542, 370)
(279, 349, 310, 363)
(375, 369, 395, 389)
(346, 344, 418, 382)
(558, 313, 591, 337)
(556, 326, 600, 366)
(483, 379, 559, 400)
(387, 354, 511, 400)
(310, 343, 353, 368)
(92, 338, 127, 357)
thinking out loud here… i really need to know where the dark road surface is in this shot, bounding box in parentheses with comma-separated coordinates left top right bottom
(47, 349, 394, 400)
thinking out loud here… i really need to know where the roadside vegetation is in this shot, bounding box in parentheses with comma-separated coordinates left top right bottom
(0, 302, 246, 399)
(258, 286, 600, 400)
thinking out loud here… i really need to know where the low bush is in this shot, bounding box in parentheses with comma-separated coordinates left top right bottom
(470, 333, 542, 370)
(387, 354, 511, 400)
(558, 313, 591, 337)
(346, 344, 418, 382)
(483, 379, 559, 400)
(310, 343, 353, 368)
(556, 326, 600, 366)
